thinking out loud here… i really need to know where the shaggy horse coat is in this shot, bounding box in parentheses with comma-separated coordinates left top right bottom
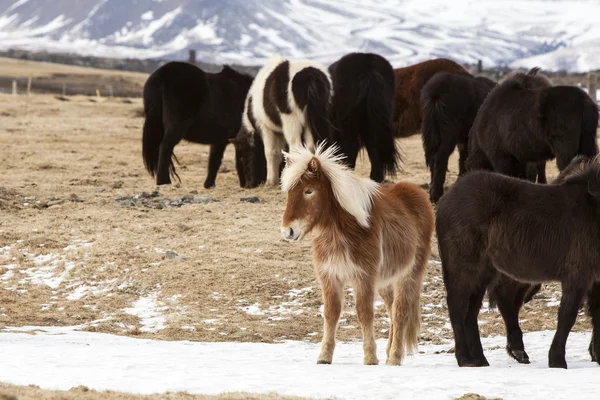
(327, 52, 400, 182)
(142, 61, 253, 188)
(280, 143, 433, 366)
(392, 58, 470, 138)
(467, 68, 599, 178)
(436, 156, 600, 369)
(420, 72, 546, 202)
(237, 56, 333, 187)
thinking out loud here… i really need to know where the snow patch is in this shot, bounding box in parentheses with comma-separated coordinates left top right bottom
(0, 329, 596, 399)
(123, 292, 168, 333)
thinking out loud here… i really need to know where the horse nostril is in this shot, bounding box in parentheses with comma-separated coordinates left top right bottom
(289, 228, 294, 238)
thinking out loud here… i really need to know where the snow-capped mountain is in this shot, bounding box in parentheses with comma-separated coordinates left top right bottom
(0, 0, 599, 72)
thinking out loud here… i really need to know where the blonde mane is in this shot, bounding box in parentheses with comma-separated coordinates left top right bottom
(281, 142, 380, 228)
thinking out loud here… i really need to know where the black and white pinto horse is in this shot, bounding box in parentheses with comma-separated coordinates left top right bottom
(232, 56, 333, 187)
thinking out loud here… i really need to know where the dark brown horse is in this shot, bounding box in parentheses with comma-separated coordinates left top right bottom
(437, 155, 600, 369)
(392, 58, 470, 138)
(467, 67, 599, 178)
(420, 72, 546, 203)
(142, 61, 253, 188)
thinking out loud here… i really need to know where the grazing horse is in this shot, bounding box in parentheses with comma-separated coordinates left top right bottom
(436, 155, 600, 369)
(280, 143, 434, 366)
(234, 55, 333, 187)
(420, 72, 546, 203)
(142, 61, 253, 188)
(467, 67, 599, 178)
(392, 58, 470, 138)
(327, 52, 400, 182)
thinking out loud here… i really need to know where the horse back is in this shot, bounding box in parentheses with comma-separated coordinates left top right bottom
(378, 182, 434, 239)
(393, 58, 470, 137)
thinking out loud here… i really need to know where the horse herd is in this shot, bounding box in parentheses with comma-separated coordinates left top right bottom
(140, 52, 600, 370)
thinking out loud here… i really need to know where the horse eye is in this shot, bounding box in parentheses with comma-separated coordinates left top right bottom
(304, 189, 313, 195)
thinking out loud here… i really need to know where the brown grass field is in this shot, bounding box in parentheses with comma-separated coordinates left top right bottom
(0, 59, 597, 399)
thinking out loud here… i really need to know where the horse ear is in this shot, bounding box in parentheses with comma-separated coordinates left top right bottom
(307, 157, 320, 173)
(528, 67, 541, 75)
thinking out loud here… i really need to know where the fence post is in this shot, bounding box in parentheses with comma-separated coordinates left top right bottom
(188, 49, 196, 64)
(588, 72, 598, 103)
(12, 80, 17, 95)
(477, 59, 483, 73)
(62, 82, 67, 96)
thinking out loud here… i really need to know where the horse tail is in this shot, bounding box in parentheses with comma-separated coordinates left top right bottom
(396, 245, 428, 363)
(142, 76, 165, 178)
(420, 80, 446, 171)
(363, 69, 401, 177)
(292, 67, 333, 144)
(579, 95, 600, 158)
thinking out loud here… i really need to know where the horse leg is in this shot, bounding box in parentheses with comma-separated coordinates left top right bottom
(587, 281, 600, 364)
(204, 141, 228, 189)
(316, 273, 344, 364)
(457, 144, 468, 177)
(492, 154, 521, 179)
(536, 161, 547, 183)
(378, 286, 395, 360)
(389, 253, 427, 366)
(463, 286, 489, 367)
(430, 141, 455, 203)
(525, 163, 537, 182)
(234, 149, 247, 188)
(492, 277, 531, 363)
(156, 130, 180, 185)
(549, 282, 585, 368)
(446, 279, 475, 366)
(262, 129, 285, 187)
(355, 280, 378, 365)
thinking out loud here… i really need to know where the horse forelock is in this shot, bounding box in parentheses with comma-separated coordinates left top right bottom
(281, 143, 380, 228)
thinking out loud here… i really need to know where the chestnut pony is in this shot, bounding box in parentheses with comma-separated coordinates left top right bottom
(280, 143, 434, 366)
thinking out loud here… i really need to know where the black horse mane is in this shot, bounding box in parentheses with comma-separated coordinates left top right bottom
(501, 66, 550, 90)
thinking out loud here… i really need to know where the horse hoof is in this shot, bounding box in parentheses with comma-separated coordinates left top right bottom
(203, 182, 215, 189)
(549, 359, 568, 369)
(509, 349, 530, 364)
(317, 359, 331, 365)
(458, 358, 489, 367)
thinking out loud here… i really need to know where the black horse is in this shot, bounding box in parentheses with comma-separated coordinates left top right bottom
(467, 67, 599, 178)
(421, 72, 549, 203)
(437, 155, 600, 369)
(142, 61, 253, 188)
(327, 52, 400, 181)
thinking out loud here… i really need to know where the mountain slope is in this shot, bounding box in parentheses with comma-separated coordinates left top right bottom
(0, 0, 599, 72)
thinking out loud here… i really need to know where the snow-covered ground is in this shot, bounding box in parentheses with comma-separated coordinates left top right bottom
(0, 326, 597, 400)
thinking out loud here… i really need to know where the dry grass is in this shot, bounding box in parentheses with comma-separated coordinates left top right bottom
(0, 91, 594, 347)
(0, 383, 316, 400)
(0, 57, 148, 83)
